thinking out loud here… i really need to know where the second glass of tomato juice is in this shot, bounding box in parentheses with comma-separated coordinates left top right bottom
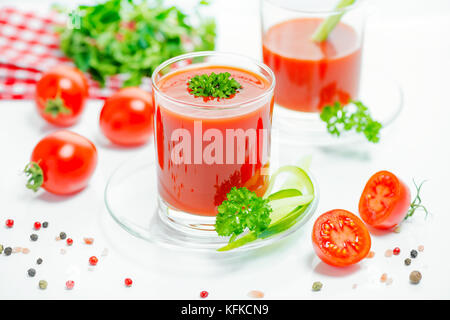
(151, 52, 275, 234)
(261, 0, 365, 114)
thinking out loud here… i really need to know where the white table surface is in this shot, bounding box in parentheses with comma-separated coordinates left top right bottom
(1, 0, 449, 300)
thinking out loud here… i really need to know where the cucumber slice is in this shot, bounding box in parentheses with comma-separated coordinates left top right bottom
(217, 165, 315, 252)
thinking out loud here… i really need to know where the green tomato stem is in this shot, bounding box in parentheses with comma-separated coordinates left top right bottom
(44, 97, 72, 118)
(24, 162, 44, 192)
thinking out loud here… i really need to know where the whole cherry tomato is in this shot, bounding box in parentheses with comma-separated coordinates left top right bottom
(312, 209, 371, 267)
(99, 87, 154, 146)
(359, 170, 411, 230)
(35, 65, 89, 127)
(24, 131, 97, 195)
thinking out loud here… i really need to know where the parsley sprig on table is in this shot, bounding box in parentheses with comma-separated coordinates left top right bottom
(188, 72, 242, 99)
(320, 100, 382, 143)
(215, 187, 272, 243)
(57, 0, 216, 87)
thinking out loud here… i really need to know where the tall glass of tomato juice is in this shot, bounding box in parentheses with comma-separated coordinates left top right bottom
(261, 0, 366, 113)
(151, 52, 275, 233)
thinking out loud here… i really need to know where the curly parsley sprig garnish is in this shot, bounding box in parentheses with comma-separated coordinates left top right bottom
(320, 100, 382, 143)
(215, 187, 272, 243)
(188, 72, 242, 99)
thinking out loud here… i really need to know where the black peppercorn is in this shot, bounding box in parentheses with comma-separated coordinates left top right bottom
(410, 249, 418, 258)
(4, 247, 12, 256)
(404, 258, 411, 266)
(59, 232, 67, 240)
(42, 221, 49, 228)
(30, 234, 38, 241)
(36, 258, 43, 265)
(28, 268, 36, 277)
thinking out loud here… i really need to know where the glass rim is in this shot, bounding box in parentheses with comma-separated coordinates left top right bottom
(151, 51, 276, 111)
(261, 0, 363, 15)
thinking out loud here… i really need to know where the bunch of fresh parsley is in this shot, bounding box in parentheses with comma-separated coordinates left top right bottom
(188, 72, 242, 99)
(57, 0, 216, 87)
(320, 100, 382, 143)
(215, 187, 272, 243)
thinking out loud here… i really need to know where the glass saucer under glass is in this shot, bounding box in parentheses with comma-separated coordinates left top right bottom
(272, 70, 403, 146)
(104, 151, 319, 253)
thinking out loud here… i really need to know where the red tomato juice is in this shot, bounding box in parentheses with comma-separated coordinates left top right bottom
(263, 18, 362, 112)
(155, 66, 273, 216)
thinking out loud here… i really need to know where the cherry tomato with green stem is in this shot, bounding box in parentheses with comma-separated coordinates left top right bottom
(35, 65, 89, 127)
(99, 87, 154, 146)
(24, 131, 97, 195)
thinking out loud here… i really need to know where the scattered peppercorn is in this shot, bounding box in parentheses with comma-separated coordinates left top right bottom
(28, 268, 36, 277)
(418, 245, 424, 252)
(0, 244, 3, 254)
(248, 290, 264, 298)
(39, 280, 48, 290)
(200, 291, 209, 298)
(385, 249, 393, 257)
(5, 219, 14, 228)
(36, 258, 43, 265)
(66, 280, 75, 290)
(124, 278, 133, 287)
(30, 234, 38, 241)
(42, 221, 49, 228)
(393, 247, 400, 255)
(22, 248, 30, 254)
(380, 273, 388, 283)
(59, 232, 67, 240)
(312, 281, 323, 291)
(84, 237, 94, 245)
(13, 247, 22, 253)
(404, 258, 411, 266)
(34, 222, 41, 230)
(66, 238, 73, 246)
(409, 271, 422, 284)
(4, 247, 12, 256)
(410, 249, 418, 258)
(89, 256, 98, 266)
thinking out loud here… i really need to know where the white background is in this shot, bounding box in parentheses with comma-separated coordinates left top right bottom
(0, 0, 449, 299)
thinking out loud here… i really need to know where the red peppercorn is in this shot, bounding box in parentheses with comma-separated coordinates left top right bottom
(124, 278, 133, 287)
(5, 219, 14, 228)
(89, 256, 98, 266)
(34, 222, 41, 230)
(66, 280, 75, 290)
(393, 247, 401, 255)
(66, 238, 73, 246)
(200, 291, 208, 298)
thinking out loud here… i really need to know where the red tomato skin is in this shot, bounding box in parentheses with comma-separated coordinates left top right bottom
(31, 131, 97, 195)
(99, 87, 154, 146)
(312, 210, 371, 267)
(35, 65, 89, 127)
(359, 171, 411, 230)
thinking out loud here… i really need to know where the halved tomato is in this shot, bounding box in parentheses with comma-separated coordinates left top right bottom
(359, 171, 411, 230)
(312, 209, 371, 267)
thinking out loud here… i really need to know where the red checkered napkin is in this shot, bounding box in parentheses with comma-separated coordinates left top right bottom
(0, 7, 151, 100)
